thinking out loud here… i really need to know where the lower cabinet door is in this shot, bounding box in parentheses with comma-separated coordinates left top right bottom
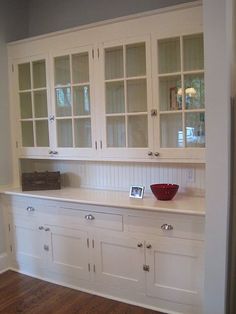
(145, 237, 204, 307)
(94, 233, 145, 290)
(44, 225, 90, 281)
(10, 215, 44, 270)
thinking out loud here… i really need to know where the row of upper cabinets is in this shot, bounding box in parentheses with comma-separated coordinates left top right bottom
(13, 33, 205, 162)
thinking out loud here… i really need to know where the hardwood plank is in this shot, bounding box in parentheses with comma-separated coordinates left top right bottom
(0, 271, 165, 313)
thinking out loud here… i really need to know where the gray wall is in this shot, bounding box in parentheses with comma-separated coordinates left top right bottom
(28, 0, 190, 37)
(0, 0, 29, 253)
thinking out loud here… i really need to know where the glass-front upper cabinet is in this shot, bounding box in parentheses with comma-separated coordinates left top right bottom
(100, 38, 152, 159)
(17, 57, 50, 156)
(53, 47, 95, 157)
(155, 33, 205, 160)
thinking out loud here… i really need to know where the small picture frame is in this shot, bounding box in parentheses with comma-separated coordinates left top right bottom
(129, 186, 145, 199)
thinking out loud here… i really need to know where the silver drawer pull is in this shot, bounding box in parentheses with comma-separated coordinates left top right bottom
(85, 214, 95, 220)
(45, 227, 50, 232)
(38, 226, 44, 230)
(161, 223, 173, 231)
(26, 206, 35, 212)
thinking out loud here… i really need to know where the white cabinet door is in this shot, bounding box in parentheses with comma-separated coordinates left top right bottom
(9, 215, 45, 270)
(145, 237, 204, 307)
(98, 36, 154, 160)
(14, 55, 52, 158)
(51, 46, 97, 159)
(94, 233, 145, 290)
(44, 225, 90, 281)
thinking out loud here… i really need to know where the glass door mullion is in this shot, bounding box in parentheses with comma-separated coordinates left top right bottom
(30, 62, 36, 147)
(180, 36, 186, 148)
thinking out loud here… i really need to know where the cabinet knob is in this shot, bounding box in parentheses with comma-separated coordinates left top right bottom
(143, 264, 150, 272)
(146, 244, 152, 249)
(26, 206, 35, 212)
(154, 152, 160, 157)
(53, 151, 58, 155)
(85, 214, 95, 220)
(161, 223, 174, 231)
(49, 150, 53, 155)
(137, 242, 143, 248)
(148, 151, 153, 156)
(49, 115, 55, 121)
(45, 227, 50, 232)
(43, 245, 49, 251)
(38, 226, 44, 230)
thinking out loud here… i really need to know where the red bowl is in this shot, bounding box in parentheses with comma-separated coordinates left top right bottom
(150, 184, 179, 201)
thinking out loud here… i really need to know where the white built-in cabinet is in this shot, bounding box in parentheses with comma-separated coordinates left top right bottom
(9, 5, 205, 162)
(4, 195, 204, 314)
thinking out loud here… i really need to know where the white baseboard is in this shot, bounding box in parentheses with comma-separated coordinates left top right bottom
(0, 253, 9, 273)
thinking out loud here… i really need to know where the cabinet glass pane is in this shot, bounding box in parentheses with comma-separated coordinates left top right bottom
(33, 60, 46, 88)
(183, 34, 204, 71)
(54, 55, 70, 86)
(160, 114, 183, 148)
(34, 90, 48, 118)
(74, 118, 92, 147)
(127, 79, 147, 113)
(18, 63, 31, 90)
(19, 92, 32, 119)
(105, 47, 123, 80)
(72, 53, 89, 83)
(107, 116, 126, 147)
(126, 43, 146, 77)
(35, 120, 49, 147)
(57, 119, 73, 147)
(184, 74, 204, 109)
(73, 85, 90, 116)
(158, 38, 180, 74)
(159, 76, 182, 111)
(55, 87, 72, 117)
(186, 112, 205, 147)
(21, 121, 34, 147)
(128, 115, 148, 147)
(106, 81, 125, 114)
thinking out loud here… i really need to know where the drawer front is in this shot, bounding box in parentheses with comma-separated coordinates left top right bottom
(126, 213, 204, 240)
(55, 206, 123, 231)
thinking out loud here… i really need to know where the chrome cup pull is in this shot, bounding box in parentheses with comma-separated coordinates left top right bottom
(161, 223, 174, 231)
(85, 214, 95, 220)
(26, 206, 35, 212)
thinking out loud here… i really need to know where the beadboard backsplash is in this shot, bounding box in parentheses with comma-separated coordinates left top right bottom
(20, 160, 205, 196)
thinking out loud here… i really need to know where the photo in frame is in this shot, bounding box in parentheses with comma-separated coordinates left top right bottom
(129, 186, 145, 199)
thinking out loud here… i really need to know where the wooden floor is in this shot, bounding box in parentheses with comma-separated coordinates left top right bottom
(0, 271, 164, 314)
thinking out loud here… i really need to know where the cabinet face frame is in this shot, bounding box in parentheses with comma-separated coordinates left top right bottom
(49, 45, 98, 158)
(13, 53, 52, 157)
(97, 35, 154, 160)
(151, 31, 205, 162)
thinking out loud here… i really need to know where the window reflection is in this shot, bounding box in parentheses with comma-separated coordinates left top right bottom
(55, 87, 71, 116)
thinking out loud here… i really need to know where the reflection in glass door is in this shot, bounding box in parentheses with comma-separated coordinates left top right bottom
(104, 42, 148, 148)
(54, 52, 92, 148)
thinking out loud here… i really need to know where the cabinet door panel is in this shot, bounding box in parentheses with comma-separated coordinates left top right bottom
(94, 233, 144, 290)
(146, 237, 203, 307)
(10, 215, 44, 270)
(45, 225, 90, 281)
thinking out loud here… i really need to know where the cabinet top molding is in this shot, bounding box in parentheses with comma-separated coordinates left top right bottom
(0, 187, 205, 216)
(7, 1, 202, 46)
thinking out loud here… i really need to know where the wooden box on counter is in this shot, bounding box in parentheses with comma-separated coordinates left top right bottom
(21, 171, 61, 191)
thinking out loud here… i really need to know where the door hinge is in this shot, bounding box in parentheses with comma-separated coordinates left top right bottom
(143, 264, 150, 272)
(97, 48, 100, 58)
(10, 245, 13, 252)
(88, 263, 91, 272)
(87, 238, 89, 248)
(16, 141, 18, 149)
(92, 239, 95, 248)
(12, 64, 14, 72)
(92, 49, 94, 59)
(8, 224, 11, 232)
(93, 264, 96, 273)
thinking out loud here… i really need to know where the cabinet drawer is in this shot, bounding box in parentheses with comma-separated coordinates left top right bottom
(47, 206, 123, 232)
(126, 212, 204, 240)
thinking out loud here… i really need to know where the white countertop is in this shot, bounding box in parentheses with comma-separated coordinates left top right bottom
(0, 187, 205, 216)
